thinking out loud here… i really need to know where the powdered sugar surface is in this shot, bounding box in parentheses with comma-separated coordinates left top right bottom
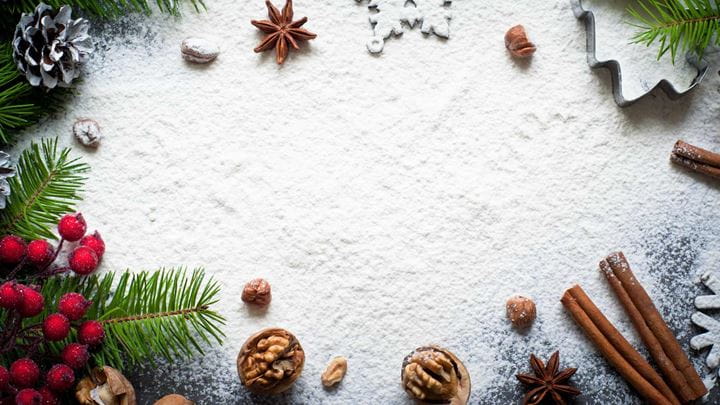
(14, 1, 720, 403)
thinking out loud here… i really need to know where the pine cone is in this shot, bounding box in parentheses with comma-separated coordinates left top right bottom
(12, 3, 93, 89)
(0, 152, 16, 210)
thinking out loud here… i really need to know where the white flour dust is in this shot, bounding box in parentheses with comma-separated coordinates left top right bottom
(15, 0, 720, 403)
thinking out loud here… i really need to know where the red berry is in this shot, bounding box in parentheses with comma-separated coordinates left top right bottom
(77, 320, 105, 346)
(17, 286, 44, 318)
(42, 313, 70, 341)
(10, 358, 40, 388)
(37, 387, 58, 405)
(57, 213, 86, 242)
(0, 235, 26, 264)
(0, 282, 21, 309)
(26, 240, 54, 266)
(79, 231, 104, 259)
(44, 365, 74, 392)
(68, 247, 98, 275)
(0, 365, 9, 389)
(15, 389, 41, 405)
(57, 293, 91, 321)
(60, 343, 89, 369)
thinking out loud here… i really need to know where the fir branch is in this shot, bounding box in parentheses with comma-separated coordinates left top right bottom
(629, 0, 720, 62)
(0, 138, 88, 240)
(39, 268, 225, 370)
(0, 44, 57, 144)
(2, 0, 205, 21)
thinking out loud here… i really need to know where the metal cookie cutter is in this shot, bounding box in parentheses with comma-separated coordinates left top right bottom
(571, 0, 709, 107)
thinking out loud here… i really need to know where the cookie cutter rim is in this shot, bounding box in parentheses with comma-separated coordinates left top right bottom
(572, 0, 709, 107)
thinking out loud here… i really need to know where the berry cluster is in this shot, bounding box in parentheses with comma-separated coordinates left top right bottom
(0, 213, 105, 278)
(0, 290, 105, 404)
(0, 213, 106, 404)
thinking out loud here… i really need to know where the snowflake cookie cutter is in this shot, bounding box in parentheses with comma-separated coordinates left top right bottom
(356, 0, 452, 53)
(692, 271, 720, 372)
(571, 0, 709, 107)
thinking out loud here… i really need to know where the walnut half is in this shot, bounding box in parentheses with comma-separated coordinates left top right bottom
(401, 346, 471, 405)
(237, 327, 305, 395)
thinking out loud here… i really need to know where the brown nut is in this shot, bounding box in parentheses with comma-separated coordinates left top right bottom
(75, 366, 137, 405)
(401, 346, 471, 405)
(241, 278, 272, 306)
(237, 327, 305, 395)
(153, 394, 194, 405)
(321, 356, 347, 387)
(506, 295, 536, 329)
(505, 25, 536, 58)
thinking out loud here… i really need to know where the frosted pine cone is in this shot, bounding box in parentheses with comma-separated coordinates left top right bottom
(12, 3, 93, 89)
(0, 152, 15, 210)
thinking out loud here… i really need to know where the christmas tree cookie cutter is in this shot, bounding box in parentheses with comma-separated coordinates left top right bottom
(571, 0, 709, 107)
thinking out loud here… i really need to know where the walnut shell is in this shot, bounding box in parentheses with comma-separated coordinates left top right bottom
(237, 327, 305, 395)
(75, 366, 136, 405)
(506, 295, 536, 329)
(505, 25, 536, 58)
(401, 346, 471, 405)
(241, 278, 272, 306)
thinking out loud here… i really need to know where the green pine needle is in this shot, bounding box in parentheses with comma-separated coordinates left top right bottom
(0, 138, 89, 240)
(39, 268, 225, 370)
(1, 0, 205, 22)
(629, 0, 720, 62)
(0, 44, 70, 144)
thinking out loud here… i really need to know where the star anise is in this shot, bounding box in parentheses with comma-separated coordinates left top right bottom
(516, 351, 581, 405)
(251, 0, 317, 65)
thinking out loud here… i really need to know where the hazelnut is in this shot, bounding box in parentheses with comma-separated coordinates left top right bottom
(506, 295, 536, 329)
(154, 394, 194, 405)
(241, 278, 272, 306)
(401, 346, 471, 405)
(75, 366, 136, 405)
(237, 327, 305, 395)
(505, 25, 536, 58)
(321, 356, 347, 388)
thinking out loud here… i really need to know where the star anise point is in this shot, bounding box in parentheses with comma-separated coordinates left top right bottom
(516, 352, 581, 405)
(251, 0, 317, 64)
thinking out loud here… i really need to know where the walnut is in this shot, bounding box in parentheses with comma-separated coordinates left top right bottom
(506, 295, 536, 329)
(321, 356, 347, 388)
(75, 366, 136, 405)
(153, 394, 194, 405)
(241, 278, 272, 306)
(73, 118, 102, 148)
(505, 25, 536, 58)
(237, 327, 305, 395)
(401, 346, 471, 405)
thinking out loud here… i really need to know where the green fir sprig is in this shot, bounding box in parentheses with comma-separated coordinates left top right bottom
(38, 267, 225, 370)
(1, 0, 205, 26)
(629, 0, 720, 62)
(0, 138, 89, 240)
(0, 44, 68, 144)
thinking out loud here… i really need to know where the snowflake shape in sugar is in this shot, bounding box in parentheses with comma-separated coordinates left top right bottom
(691, 271, 720, 370)
(356, 0, 453, 53)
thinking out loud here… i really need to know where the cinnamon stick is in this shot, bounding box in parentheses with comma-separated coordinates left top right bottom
(600, 259, 693, 402)
(561, 286, 679, 405)
(670, 154, 720, 179)
(671, 140, 720, 180)
(602, 252, 707, 401)
(673, 140, 720, 167)
(566, 285, 680, 405)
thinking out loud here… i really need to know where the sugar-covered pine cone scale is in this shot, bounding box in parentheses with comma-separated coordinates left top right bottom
(251, 0, 317, 65)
